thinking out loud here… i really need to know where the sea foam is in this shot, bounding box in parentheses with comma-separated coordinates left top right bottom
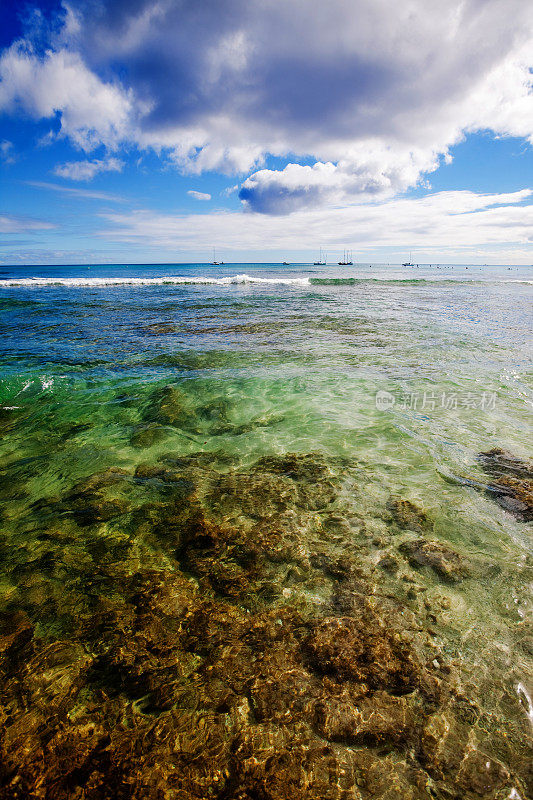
(0, 274, 531, 287)
(0, 274, 310, 287)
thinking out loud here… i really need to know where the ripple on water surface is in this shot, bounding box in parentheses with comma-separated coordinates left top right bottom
(0, 264, 531, 798)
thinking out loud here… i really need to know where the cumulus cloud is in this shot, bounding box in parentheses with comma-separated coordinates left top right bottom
(239, 151, 440, 213)
(0, 42, 133, 149)
(187, 190, 212, 201)
(0, 0, 532, 212)
(54, 156, 124, 180)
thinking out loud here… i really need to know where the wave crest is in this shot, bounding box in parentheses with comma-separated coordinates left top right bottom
(0, 273, 531, 288)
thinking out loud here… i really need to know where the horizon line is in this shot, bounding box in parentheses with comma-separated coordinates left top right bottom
(1, 262, 531, 269)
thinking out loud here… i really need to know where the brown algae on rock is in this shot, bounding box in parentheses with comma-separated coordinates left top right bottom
(398, 538, 470, 583)
(478, 448, 533, 521)
(0, 451, 531, 799)
(388, 498, 433, 533)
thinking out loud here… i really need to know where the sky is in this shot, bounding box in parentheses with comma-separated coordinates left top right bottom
(0, 0, 532, 265)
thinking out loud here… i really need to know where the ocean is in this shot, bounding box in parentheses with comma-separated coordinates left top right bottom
(0, 261, 531, 798)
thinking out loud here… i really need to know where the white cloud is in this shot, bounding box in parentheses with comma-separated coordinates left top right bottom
(27, 181, 125, 202)
(0, 248, 118, 265)
(223, 184, 240, 197)
(0, 0, 532, 212)
(0, 140, 15, 164)
(239, 151, 441, 213)
(0, 214, 54, 233)
(98, 189, 533, 261)
(187, 190, 212, 201)
(0, 43, 133, 150)
(54, 157, 124, 181)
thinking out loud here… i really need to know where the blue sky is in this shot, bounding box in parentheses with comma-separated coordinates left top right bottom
(0, 0, 532, 265)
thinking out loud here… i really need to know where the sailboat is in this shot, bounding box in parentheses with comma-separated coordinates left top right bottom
(211, 248, 224, 265)
(313, 248, 326, 265)
(338, 249, 353, 265)
(402, 252, 415, 267)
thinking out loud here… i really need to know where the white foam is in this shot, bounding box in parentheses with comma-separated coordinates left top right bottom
(0, 273, 530, 288)
(517, 682, 533, 724)
(0, 273, 310, 287)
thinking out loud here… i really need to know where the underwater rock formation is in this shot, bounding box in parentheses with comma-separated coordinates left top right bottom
(305, 613, 420, 692)
(398, 538, 470, 582)
(0, 451, 530, 799)
(62, 467, 131, 525)
(478, 448, 533, 521)
(388, 498, 433, 533)
(144, 384, 200, 430)
(130, 423, 169, 448)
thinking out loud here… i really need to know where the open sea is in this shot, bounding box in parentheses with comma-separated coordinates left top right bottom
(0, 262, 531, 799)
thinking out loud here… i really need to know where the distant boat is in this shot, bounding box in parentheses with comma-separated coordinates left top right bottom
(283, 261, 290, 265)
(402, 252, 415, 267)
(211, 247, 223, 265)
(314, 248, 327, 265)
(338, 249, 353, 265)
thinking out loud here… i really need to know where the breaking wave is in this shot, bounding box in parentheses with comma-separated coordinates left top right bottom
(0, 274, 309, 288)
(0, 274, 531, 288)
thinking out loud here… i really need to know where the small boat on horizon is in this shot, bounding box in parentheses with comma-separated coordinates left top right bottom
(338, 249, 353, 265)
(314, 248, 327, 265)
(211, 248, 224, 265)
(402, 252, 415, 267)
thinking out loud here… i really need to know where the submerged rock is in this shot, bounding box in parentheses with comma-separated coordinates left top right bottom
(0, 610, 34, 664)
(388, 498, 433, 532)
(130, 423, 169, 448)
(313, 689, 415, 746)
(144, 384, 198, 430)
(398, 538, 469, 582)
(159, 450, 237, 469)
(252, 452, 333, 482)
(177, 509, 260, 599)
(457, 750, 509, 796)
(0, 449, 529, 800)
(62, 467, 131, 525)
(209, 452, 337, 519)
(140, 321, 180, 335)
(305, 613, 420, 694)
(144, 383, 246, 437)
(378, 555, 399, 572)
(478, 448, 533, 521)
(0, 469, 28, 501)
(69, 467, 129, 496)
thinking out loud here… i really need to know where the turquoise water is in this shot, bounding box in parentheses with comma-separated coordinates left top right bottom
(0, 262, 531, 799)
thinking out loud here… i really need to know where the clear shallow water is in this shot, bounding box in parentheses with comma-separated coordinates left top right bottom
(0, 263, 532, 799)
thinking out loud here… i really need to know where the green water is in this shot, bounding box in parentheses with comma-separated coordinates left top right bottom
(0, 263, 531, 799)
